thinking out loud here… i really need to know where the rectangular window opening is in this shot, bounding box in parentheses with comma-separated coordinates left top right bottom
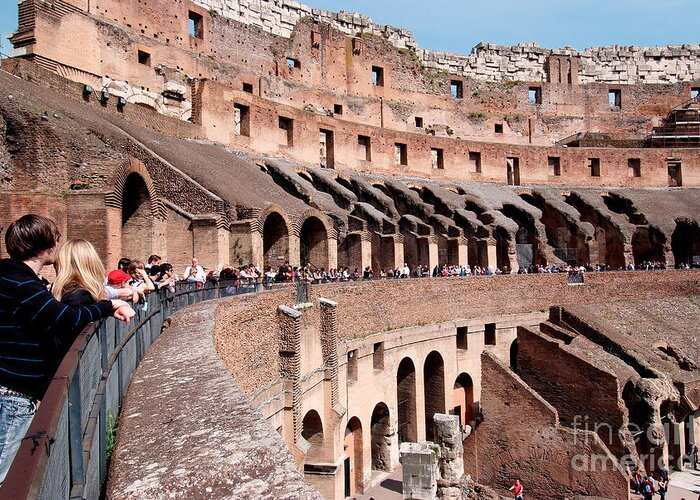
(450, 79, 463, 99)
(286, 57, 301, 69)
(188, 11, 204, 39)
(457, 326, 468, 350)
(691, 88, 700, 100)
(667, 159, 682, 187)
(395, 143, 408, 165)
(548, 156, 561, 176)
(609, 89, 621, 110)
(494, 123, 504, 134)
(469, 151, 482, 173)
(373, 342, 384, 370)
(347, 349, 358, 382)
(358, 135, 371, 162)
(588, 158, 601, 177)
(320, 129, 335, 169)
(528, 86, 542, 105)
(484, 323, 497, 346)
(242, 82, 254, 94)
(233, 103, 250, 137)
(431, 147, 444, 170)
(628, 158, 641, 178)
(334, 104, 343, 115)
(372, 66, 384, 87)
(279, 116, 294, 147)
(137, 50, 151, 66)
(414, 116, 424, 128)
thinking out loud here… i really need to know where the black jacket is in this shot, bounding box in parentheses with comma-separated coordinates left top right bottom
(0, 259, 112, 399)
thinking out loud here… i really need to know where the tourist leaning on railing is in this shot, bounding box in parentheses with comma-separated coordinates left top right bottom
(0, 214, 135, 486)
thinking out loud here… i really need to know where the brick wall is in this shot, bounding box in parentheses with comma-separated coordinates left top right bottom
(214, 270, 700, 397)
(462, 352, 629, 499)
(517, 326, 632, 457)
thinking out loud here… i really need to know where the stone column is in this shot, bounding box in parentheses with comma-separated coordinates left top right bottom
(434, 414, 464, 498)
(400, 442, 438, 500)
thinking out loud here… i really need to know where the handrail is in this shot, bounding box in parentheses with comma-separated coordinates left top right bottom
(0, 279, 265, 499)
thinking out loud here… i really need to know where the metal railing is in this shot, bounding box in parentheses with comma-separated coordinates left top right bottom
(0, 279, 266, 499)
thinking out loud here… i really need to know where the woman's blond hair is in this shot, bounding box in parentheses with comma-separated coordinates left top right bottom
(52, 239, 107, 302)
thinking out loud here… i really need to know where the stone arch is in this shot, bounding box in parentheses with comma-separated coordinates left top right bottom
(397, 357, 417, 443)
(127, 93, 159, 111)
(295, 210, 334, 270)
(371, 181, 390, 197)
(301, 410, 325, 463)
(344, 417, 364, 496)
(120, 172, 154, 260)
(453, 373, 475, 429)
(632, 226, 666, 266)
(423, 351, 446, 441)
(297, 169, 314, 184)
(258, 206, 291, 268)
(671, 219, 700, 267)
(370, 402, 391, 472)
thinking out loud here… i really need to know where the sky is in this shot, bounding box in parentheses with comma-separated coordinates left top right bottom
(0, 0, 696, 56)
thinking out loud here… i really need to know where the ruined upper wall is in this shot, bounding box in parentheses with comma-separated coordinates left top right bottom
(191, 0, 700, 84)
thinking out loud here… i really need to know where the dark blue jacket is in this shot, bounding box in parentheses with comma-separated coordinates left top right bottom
(0, 259, 112, 399)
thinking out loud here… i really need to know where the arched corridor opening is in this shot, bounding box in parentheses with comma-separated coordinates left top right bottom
(423, 351, 446, 441)
(452, 373, 475, 429)
(397, 357, 417, 443)
(672, 220, 700, 267)
(301, 410, 325, 463)
(263, 212, 289, 268)
(300, 216, 329, 269)
(370, 403, 391, 472)
(510, 339, 518, 373)
(121, 173, 153, 260)
(632, 227, 666, 266)
(344, 417, 363, 497)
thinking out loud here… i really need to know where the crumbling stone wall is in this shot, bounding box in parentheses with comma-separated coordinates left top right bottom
(191, 0, 700, 84)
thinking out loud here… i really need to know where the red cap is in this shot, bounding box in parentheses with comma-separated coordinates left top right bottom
(108, 269, 131, 285)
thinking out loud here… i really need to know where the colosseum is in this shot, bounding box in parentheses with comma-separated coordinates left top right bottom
(1, 0, 699, 499)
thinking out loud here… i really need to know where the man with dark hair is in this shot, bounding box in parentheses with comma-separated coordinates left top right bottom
(0, 214, 135, 485)
(117, 257, 131, 272)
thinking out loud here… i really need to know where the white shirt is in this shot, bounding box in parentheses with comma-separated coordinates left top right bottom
(183, 265, 206, 283)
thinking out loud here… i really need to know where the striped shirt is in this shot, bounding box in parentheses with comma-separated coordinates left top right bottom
(0, 259, 112, 400)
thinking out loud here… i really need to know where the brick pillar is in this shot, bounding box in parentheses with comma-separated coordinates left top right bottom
(192, 215, 222, 270)
(319, 298, 339, 408)
(400, 442, 438, 500)
(230, 219, 257, 268)
(327, 237, 338, 271)
(278, 305, 303, 444)
(486, 241, 498, 270)
(427, 236, 439, 269)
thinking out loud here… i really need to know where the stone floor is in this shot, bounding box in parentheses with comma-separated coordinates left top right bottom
(351, 466, 700, 499)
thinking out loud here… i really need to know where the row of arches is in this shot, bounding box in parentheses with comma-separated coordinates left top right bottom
(117, 164, 700, 273)
(300, 351, 476, 496)
(262, 209, 332, 269)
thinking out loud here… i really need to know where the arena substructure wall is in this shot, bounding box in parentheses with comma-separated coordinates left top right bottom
(213, 271, 699, 498)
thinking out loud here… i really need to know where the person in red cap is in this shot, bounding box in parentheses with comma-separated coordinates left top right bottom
(106, 269, 139, 302)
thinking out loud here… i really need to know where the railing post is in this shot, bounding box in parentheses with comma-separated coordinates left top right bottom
(68, 368, 85, 492)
